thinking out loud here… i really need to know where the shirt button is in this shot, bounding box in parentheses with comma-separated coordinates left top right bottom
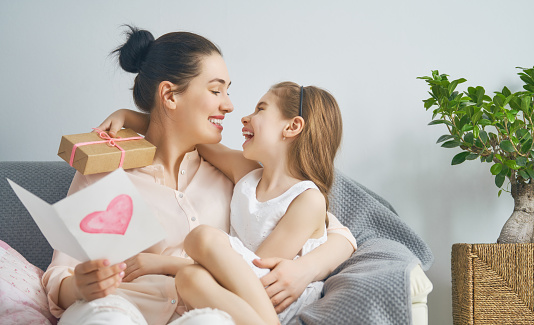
(181, 170, 185, 175)
(178, 193, 183, 198)
(171, 299, 176, 304)
(191, 217, 197, 222)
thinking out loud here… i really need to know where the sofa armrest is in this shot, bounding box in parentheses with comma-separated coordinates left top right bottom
(410, 264, 433, 325)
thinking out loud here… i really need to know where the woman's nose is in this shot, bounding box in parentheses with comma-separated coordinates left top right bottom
(221, 94, 234, 113)
(241, 115, 250, 125)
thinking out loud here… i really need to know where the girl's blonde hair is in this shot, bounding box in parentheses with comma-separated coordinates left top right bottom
(269, 81, 343, 216)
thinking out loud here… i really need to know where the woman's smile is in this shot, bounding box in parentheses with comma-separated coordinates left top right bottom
(209, 115, 225, 130)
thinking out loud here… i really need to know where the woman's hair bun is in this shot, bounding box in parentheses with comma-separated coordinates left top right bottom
(113, 25, 154, 73)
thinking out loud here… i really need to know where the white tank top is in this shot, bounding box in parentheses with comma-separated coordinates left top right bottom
(229, 168, 327, 255)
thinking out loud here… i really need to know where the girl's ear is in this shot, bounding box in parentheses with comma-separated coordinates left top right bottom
(158, 81, 178, 110)
(283, 116, 305, 139)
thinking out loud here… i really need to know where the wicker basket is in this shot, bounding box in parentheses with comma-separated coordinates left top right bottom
(451, 243, 534, 324)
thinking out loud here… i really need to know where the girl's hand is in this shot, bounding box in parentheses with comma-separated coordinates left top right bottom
(253, 257, 317, 313)
(95, 109, 128, 137)
(122, 253, 169, 282)
(72, 259, 126, 301)
(95, 109, 149, 137)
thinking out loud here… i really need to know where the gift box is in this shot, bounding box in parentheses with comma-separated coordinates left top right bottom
(58, 128, 156, 175)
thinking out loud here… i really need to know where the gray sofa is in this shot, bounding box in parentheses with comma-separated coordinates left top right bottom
(0, 161, 433, 324)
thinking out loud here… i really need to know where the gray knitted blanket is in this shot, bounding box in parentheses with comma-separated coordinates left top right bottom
(290, 173, 434, 324)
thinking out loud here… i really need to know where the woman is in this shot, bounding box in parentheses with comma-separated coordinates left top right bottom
(42, 26, 356, 325)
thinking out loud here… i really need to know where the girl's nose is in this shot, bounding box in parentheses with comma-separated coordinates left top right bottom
(241, 115, 250, 125)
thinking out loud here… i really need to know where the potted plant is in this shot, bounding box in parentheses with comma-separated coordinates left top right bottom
(419, 66, 534, 243)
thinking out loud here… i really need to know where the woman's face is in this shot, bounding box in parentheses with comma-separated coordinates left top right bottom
(172, 54, 233, 145)
(241, 91, 289, 161)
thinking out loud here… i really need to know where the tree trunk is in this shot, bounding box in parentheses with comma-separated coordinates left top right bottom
(497, 183, 534, 243)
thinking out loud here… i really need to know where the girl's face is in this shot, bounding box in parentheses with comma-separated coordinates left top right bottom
(173, 54, 233, 145)
(241, 91, 289, 161)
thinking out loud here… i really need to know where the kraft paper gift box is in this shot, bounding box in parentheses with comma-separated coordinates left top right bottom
(58, 128, 156, 175)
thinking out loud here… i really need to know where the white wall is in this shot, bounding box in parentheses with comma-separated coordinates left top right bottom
(1, 1, 532, 323)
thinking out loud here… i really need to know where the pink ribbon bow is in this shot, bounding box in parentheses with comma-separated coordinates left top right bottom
(69, 128, 143, 168)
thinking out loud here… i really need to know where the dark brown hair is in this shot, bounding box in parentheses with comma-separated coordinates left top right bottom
(113, 25, 222, 113)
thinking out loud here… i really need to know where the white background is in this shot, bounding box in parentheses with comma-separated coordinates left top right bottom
(1, 1, 533, 323)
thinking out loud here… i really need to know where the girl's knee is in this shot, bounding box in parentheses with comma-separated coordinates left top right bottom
(175, 265, 211, 296)
(185, 225, 227, 260)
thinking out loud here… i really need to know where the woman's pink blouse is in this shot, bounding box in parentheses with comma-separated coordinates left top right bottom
(42, 150, 356, 324)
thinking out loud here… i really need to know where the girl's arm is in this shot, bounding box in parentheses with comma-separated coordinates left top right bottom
(254, 189, 327, 260)
(196, 144, 260, 184)
(96, 109, 149, 136)
(96, 109, 260, 184)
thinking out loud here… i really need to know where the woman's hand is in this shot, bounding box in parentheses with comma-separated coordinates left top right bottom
(253, 257, 318, 313)
(72, 259, 126, 302)
(95, 109, 149, 137)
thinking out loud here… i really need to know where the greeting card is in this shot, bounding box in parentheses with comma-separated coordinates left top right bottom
(7, 169, 165, 264)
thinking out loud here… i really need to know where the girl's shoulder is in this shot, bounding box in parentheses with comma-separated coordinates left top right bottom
(235, 167, 263, 186)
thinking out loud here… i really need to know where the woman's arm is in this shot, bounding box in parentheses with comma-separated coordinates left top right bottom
(253, 212, 355, 313)
(254, 234, 354, 313)
(197, 144, 260, 184)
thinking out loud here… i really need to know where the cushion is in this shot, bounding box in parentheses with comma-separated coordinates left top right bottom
(0, 240, 57, 325)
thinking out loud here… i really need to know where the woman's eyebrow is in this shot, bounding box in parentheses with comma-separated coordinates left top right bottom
(209, 78, 231, 88)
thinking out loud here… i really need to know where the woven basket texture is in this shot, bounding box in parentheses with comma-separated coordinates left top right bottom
(452, 243, 534, 324)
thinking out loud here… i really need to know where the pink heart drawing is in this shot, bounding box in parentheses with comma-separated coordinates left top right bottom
(80, 194, 133, 235)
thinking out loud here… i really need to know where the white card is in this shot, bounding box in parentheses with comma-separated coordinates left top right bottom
(7, 168, 166, 265)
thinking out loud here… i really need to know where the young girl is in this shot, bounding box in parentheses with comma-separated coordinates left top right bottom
(173, 82, 343, 325)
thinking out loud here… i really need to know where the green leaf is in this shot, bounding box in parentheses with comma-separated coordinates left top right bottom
(495, 174, 505, 187)
(464, 132, 474, 145)
(478, 118, 492, 126)
(479, 130, 489, 144)
(448, 80, 459, 95)
(519, 170, 530, 180)
(428, 120, 455, 127)
(442, 140, 461, 148)
(466, 153, 479, 160)
(473, 125, 480, 138)
(486, 153, 494, 163)
(522, 96, 532, 113)
(452, 152, 470, 165)
(491, 163, 503, 175)
(424, 98, 436, 109)
(515, 129, 530, 140)
(436, 135, 455, 143)
(476, 86, 485, 106)
(500, 140, 516, 152)
(507, 112, 516, 123)
(502, 86, 512, 97)
(527, 168, 534, 179)
(504, 160, 520, 170)
(493, 94, 504, 108)
(520, 74, 534, 85)
(461, 124, 474, 132)
(496, 154, 503, 162)
(517, 156, 527, 166)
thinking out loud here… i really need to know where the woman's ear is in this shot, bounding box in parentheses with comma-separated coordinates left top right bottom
(283, 116, 305, 139)
(158, 81, 178, 110)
